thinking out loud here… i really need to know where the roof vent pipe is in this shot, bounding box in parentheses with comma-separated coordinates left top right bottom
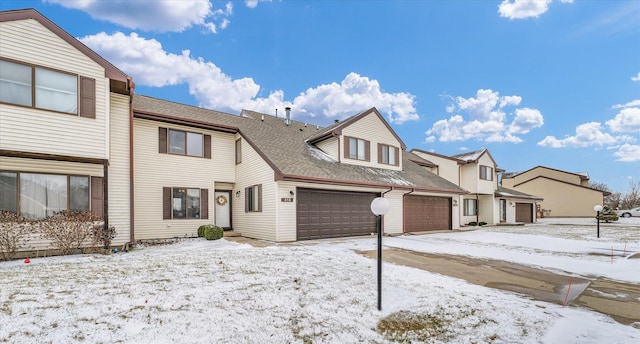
(285, 107, 291, 126)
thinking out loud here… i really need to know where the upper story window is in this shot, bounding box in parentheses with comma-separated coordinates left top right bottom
(345, 136, 370, 161)
(480, 165, 494, 181)
(159, 127, 211, 159)
(0, 59, 94, 117)
(235, 138, 242, 164)
(379, 144, 399, 166)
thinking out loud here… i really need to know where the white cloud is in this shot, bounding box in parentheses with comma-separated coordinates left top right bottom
(537, 122, 634, 148)
(80, 32, 418, 124)
(612, 99, 640, 109)
(425, 89, 543, 143)
(613, 144, 640, 162)
(633, 72, 640, 81)
(606, 107, 640, 133)
(498, 0, 573, 20)
(46, 0, 232, 33)
(245, 0, 272, 9)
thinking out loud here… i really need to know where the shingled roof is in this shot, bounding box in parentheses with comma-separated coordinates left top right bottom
(133, 94, 467, 194)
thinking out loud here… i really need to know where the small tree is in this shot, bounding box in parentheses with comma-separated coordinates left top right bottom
(0, 211, 32, 261)
(597, 205, 619, 223)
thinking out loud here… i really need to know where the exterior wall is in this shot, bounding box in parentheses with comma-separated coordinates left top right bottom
(340, 112, 403, 171)
(412, 152, 460, 185)
(513, 167, 581, 186)
(133, 118, 236, 239)
(514, 178, 602, 217)
(108, 94, 130, 245)
(460, 165, 478, 193)
(383, 190, 405, 234)
(476, 153, 498, 194)
(315, 137, 339, 162)
(233, 134, 277, 241)
(0, 19, 109, 159)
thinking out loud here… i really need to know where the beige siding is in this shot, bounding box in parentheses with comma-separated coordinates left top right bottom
(383, 190, 405, 234)
(108, 94, 130, 246)
(133, 119, 236, 240)
(0, 19, 109, 159)
(341, 111, 402, 170)
(233, 134, 277, 241)
(514, 167, 581, 186)
(315, 137, 339, 161)
(275, 182, 298, 242)
(412, 152, 460, 185)
(513, 178, 603, 217)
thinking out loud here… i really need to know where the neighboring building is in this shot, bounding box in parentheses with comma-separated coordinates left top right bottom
(132, 96, 468, 242)
(412, 149, 542, 225)
(501, 166, 609, 217)
(0, 9, 133, 250)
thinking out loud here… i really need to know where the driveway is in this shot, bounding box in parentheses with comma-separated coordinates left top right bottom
(359, 248, 640, 326)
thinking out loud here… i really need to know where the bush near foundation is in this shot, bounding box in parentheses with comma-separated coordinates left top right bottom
(40, 210, 116, 255)
(0, 211, 32, 261)
(202, 225, 223, 240)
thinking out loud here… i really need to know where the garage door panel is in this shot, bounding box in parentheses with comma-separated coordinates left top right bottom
(404, 195, 451, 232)
(297, 189, 377, 240)
(516, 203, 533, 223)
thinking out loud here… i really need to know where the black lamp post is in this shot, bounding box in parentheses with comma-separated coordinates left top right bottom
(370, 197, 390, 311)
(594, 205, 603, 238)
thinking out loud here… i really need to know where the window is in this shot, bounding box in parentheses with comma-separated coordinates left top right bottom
(463, 199, 477, 216)
(480, 165, 494, 181)
(0, 172, 89, 220)
(163, 187, 208, 220)
(160, 128, 210, 158)
(0, 59, 89, 115)
(345, 136, 369, 161)
(379, 144, 398, 166)
(235, 139, 242, 164)
(245, 184, 262, 212)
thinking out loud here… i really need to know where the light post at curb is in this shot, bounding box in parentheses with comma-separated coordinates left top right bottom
(370, 197, 390, 311)
(594, 205, 603, 238)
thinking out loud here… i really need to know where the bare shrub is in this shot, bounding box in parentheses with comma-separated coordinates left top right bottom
(0, 211, 32, 261)
(39, 210, 105, 255)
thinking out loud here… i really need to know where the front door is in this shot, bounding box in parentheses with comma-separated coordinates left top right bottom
(500, 199, 507, 222)
(214, 190, 231, 229)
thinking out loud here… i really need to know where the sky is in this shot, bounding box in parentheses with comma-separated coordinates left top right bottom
(1, 220, 639, 342)
(2, 0, 639, 193)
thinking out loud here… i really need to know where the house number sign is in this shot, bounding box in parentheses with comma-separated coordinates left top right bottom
(281, 198, 294, 202)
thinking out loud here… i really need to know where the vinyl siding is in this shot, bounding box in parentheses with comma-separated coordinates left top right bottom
(315, 137, 339, 161)
(108, 93, 130, 245)
(275, 182, 298, 242)
(512, 178, 602, 217)
(411, 152, 460, 185)
(233, 134, 277, 241)
(513, 167, 582, 186)
(383, 190, 404, 234)
(133, 119, 235, 239)
(0, 19, 108, 159)
(341, 112, 402, 170)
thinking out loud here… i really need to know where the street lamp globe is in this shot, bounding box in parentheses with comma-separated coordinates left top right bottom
(371, 197, 390, 216)
(594, 205, 603, 212)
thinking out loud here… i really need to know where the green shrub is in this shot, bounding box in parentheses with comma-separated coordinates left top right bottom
(479, 221, 487, 226)
(468, 222, 478, 226)
(202, 225, 223, 240)
(597, 205, 619, 223)
(197, 225, 208, 237)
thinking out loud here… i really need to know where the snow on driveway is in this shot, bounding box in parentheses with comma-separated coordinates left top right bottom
(1, 219, 639, 343)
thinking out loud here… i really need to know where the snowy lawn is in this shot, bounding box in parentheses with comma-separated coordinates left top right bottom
(1, 218, 639, 343)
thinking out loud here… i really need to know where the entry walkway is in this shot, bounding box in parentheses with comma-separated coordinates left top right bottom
(359, 248, 640, 326)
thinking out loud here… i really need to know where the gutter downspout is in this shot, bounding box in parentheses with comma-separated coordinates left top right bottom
(128, 77, 135, 246)
(103, 159, 109, 248)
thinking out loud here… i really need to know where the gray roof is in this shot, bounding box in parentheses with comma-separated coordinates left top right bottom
(133, 94, 467, 194)
(495, 186, 543, 201)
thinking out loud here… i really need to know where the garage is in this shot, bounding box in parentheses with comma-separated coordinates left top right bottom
(516, 203, 533, 223)
(297, 189, 378, 240)
(404, 195, 451, 232)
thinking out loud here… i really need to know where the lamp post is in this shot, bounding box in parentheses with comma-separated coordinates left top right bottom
(594, 205, 603, 238)
(370, 197, 390, 311)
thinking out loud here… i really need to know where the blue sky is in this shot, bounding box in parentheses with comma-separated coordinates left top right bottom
(2, 0, 639, 193)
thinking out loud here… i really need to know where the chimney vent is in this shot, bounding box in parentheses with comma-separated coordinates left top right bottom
(285, 107, 291, 126)
(334, 119, 339, 124)
(261, 115, 264, 122)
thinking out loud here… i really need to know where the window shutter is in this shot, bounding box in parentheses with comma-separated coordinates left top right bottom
(163, 187, 172, 219)
(377, 144, 382, 163)
(365, 140, 370, 162)
(90, 176, 104, 218)
(159, 128, 167, 154)
(200, 189, 208, 219)
(257, 185, 262, 212)
(343, 136, 350, 159)
(79, 76, 96, 118)
(204, 134, 211, 159)
(244, 186, 249, 212)
(394, 147, 400, 166)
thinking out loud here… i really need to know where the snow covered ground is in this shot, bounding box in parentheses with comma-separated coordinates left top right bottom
(1, 218, 639, 343)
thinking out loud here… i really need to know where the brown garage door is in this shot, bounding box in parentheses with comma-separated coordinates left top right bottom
(404, 195, 451, 232)
(297, 189, 378, 240)
(516, 203, 533, 223)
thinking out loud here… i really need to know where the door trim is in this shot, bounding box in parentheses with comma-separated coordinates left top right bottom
(214, 189, 232, 230)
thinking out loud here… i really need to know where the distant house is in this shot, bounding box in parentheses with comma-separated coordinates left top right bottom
(412, 149, 542, 225)
(501, 166, 609, 217)
(0, 9, 133, 250)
